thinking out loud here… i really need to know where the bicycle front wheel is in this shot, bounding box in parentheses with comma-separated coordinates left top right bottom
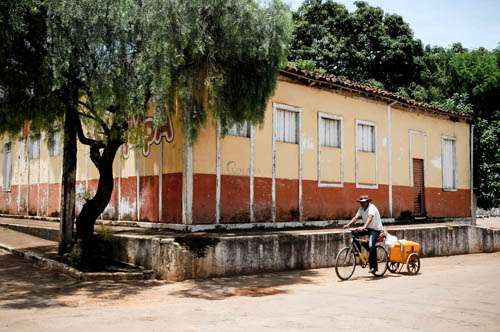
(335, 247, 356, 281)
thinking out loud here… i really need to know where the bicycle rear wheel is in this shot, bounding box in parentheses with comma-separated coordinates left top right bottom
(371, 245, 388, 277)
(335, 247, 356, 281)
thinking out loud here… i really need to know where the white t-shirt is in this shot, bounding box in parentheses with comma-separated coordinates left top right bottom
(356, 203, 383, 231)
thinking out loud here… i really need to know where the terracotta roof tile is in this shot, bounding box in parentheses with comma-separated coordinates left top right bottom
(280, 67, 471, 121)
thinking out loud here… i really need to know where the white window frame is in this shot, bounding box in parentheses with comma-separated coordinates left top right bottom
(441, 135, 457, 191)
(356, 121, 376, 152)
(48, 132, 61, 157)
(3, 142, 12, 191)
(272, 102, 303, 223)
(319, 113, 341, 148)
(227, 121, 250, 138)
(274, 105, 300, 144)
(355, 119, 378, 189)
(28, 134, 40, 160)
(317, 112, 343, 188)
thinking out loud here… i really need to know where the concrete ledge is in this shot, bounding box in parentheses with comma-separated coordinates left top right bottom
(111, 224, 500, 281)
(0, 213, 474, 231)
(0, 241, 154, 281)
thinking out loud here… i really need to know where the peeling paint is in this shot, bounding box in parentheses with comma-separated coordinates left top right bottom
(431, 157, 441, 169)
(301, 135, 314, 150)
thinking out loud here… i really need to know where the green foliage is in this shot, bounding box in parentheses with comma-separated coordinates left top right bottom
(46, 0, 152, 143)
(410, 47, 500, 208)
(66, 239, 83, 268)
(96, 224, 113, 242)
(289, 1, 500, 209)
(290, 0, 423, 91)
(140, 0, 292, 138)
(0, 0, 63, 136)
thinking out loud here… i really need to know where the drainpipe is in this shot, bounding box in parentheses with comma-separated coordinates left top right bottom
(470, 124, 475, 225)
(387, 101, 397, 218)
(182, 106, 193, 225)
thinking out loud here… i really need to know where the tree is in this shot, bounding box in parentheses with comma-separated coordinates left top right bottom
(289, 0, 424, 91)
(443, 48, 500, 208)
(3, 0, 291, 262)
(1, 0, 291, 264)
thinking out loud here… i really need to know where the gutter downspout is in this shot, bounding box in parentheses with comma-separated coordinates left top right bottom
(387, 101, 397, 218)
(470, 124, 475, 225)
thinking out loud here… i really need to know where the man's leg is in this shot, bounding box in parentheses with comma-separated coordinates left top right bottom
(368, 230, 380, 271)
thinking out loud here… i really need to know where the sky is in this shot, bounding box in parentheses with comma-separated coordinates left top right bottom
(287, 0, 500, 50)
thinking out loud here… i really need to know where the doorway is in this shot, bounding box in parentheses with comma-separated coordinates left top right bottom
(412, 158, 425, 216)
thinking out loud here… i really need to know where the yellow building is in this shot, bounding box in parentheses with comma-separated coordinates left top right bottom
(0, 68, 473, 229)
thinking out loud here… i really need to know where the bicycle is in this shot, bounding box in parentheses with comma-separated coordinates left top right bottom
(335, 229, 388, 281)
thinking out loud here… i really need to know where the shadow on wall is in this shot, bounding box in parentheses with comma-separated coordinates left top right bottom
(0, 249, 163, 310)
(168, 269, 320, 300)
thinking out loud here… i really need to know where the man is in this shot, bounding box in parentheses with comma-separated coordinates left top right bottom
(343, 195, 383, 274)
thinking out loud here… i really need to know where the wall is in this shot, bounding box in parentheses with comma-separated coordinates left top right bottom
(0, 108, 184, 223)
(0, 77, 471, 225)
(189, 79, 471, 224)
(110, 224, 500, 281)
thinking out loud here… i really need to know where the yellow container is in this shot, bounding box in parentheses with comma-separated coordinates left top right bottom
(389, 240, 420, 263)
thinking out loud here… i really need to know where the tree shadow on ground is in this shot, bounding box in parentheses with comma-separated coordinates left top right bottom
(0, 250, 163, 310)
(169, 269, 320, 300)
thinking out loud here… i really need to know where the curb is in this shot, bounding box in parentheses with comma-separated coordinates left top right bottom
(0, 243, 155, 281)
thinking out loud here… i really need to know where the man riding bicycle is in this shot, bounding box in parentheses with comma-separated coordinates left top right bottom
(343, 195, 384, 274)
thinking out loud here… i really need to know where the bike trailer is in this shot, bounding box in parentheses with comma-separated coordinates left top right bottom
(389, 240, 420, 263)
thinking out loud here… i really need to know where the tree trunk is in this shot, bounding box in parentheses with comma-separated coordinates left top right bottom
(58, 102, 78, 254)
(75, 141, 121, 246)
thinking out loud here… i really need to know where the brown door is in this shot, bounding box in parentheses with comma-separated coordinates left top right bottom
(412, 158, 425, 216)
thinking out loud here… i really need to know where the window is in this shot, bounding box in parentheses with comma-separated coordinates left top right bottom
(442, 137, 456, 190)
(29, 135, 40, 160)
(227, 122, 250, 138)
(319, 117, 341, 148)
(275, 109, 299, 144)
(357, 123, 375, 152)
(48, 132, 61, 156)
(3, 142, 12, 191)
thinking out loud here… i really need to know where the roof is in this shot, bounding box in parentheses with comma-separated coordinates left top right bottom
(279, 67, 471, 121)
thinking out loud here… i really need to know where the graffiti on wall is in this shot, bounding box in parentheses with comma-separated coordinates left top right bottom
(121, 114, 174, 159)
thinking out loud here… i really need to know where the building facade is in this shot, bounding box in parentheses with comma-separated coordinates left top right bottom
(0, 68, 473, 228)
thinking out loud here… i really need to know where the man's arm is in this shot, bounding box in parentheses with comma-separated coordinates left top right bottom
(344, 211, 360, 229)
(362, 214, 373, 229)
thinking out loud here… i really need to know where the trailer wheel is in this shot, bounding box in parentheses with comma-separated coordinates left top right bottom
(388, 262, 400, 273)
(406, 253, 420, 275)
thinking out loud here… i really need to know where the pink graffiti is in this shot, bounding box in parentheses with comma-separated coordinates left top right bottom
(121, 114, 174, 159)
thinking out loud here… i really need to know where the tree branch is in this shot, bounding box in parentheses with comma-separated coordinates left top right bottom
(76, 115, 105, 149)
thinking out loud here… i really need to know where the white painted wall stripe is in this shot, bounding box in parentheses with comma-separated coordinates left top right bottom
(298, 108, 303, 222)
(182, 114, 193, 225)
(272, 104, 277, 223)
(470, 125, 474, 221)
(215, 120, 221, 224)
(117, 145, 122, 221)
(249, 125, 255, 222)
(135, 149, 140, 221)
(387, 103, 394, 217)
(159, 140, 163, 221)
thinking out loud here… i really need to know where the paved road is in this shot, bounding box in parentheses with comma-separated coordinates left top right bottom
(1, 249, 499, 332)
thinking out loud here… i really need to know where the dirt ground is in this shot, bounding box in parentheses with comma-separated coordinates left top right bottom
(1, 249, 499, 332)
